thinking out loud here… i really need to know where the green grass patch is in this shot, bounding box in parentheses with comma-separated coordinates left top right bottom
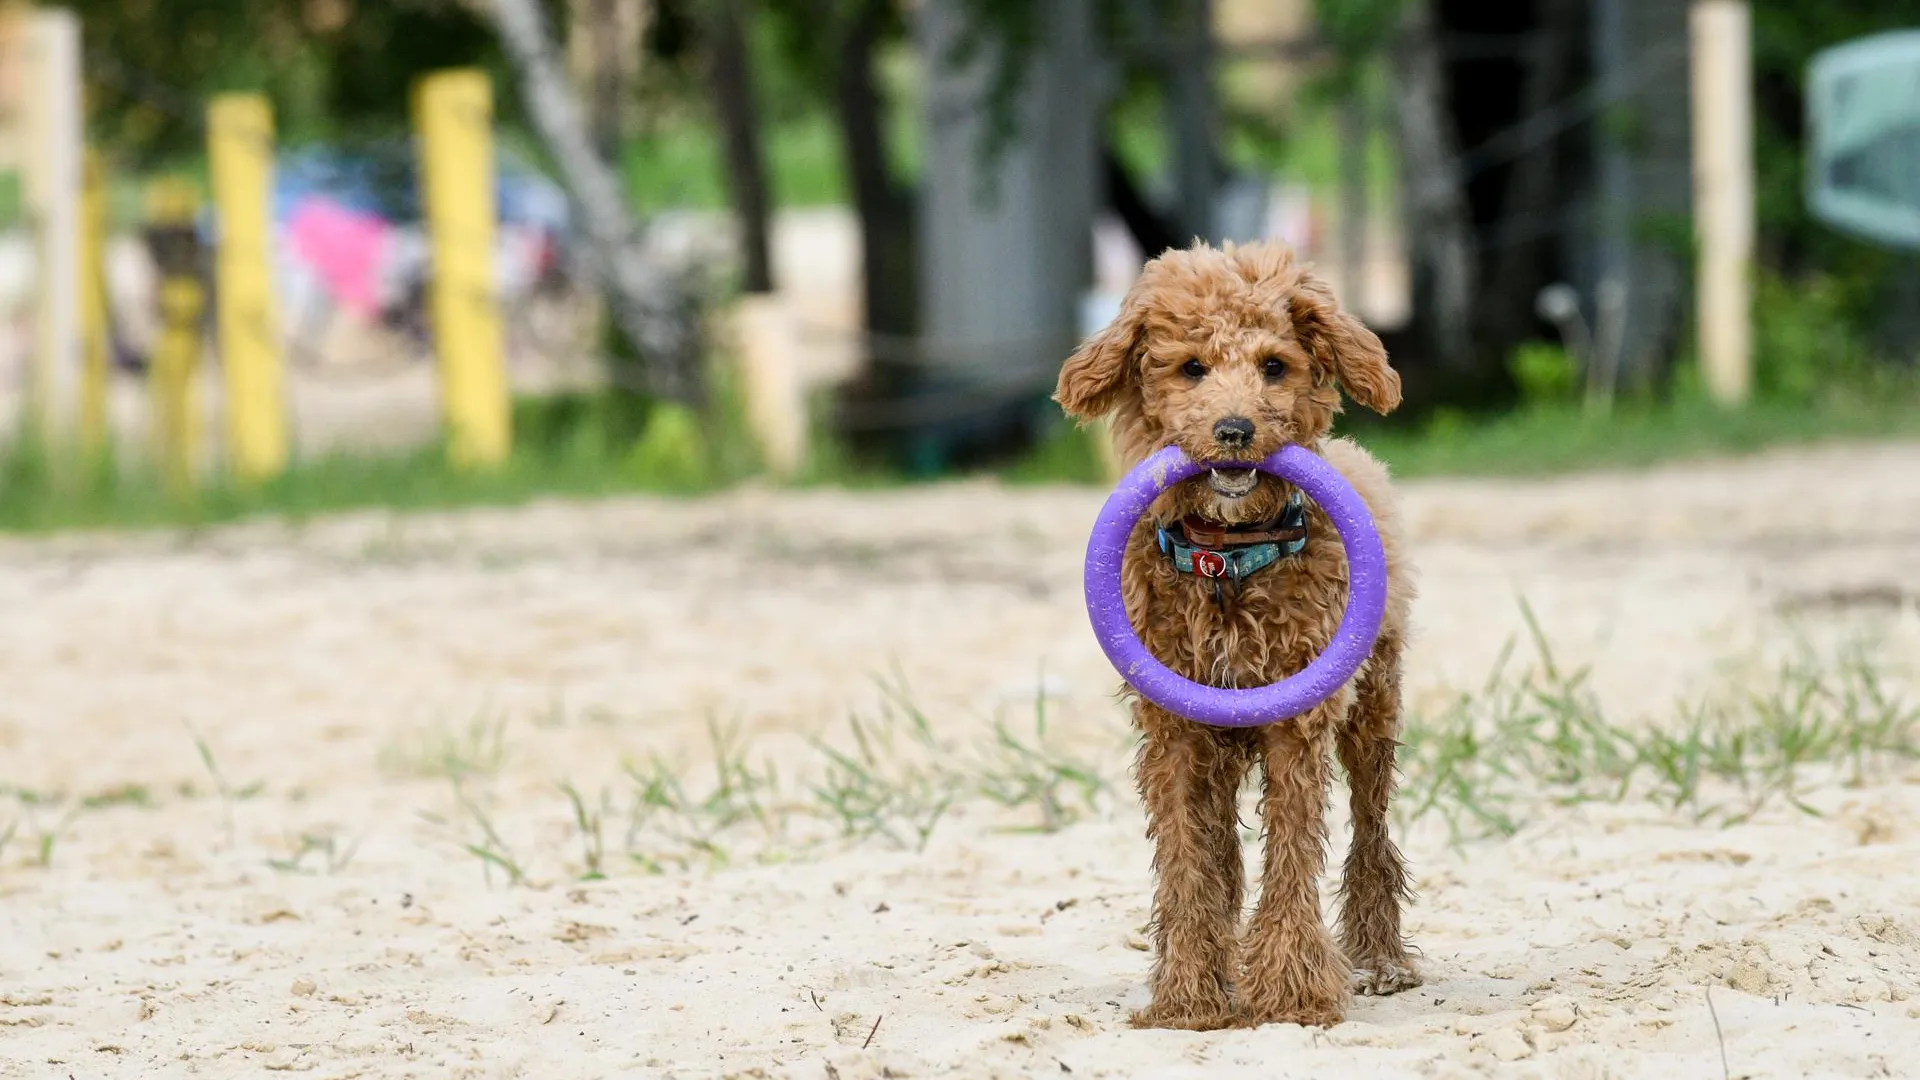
(10, 382, 1918, 535)
(0, 389, 761, 535)
(1358, 390, 1920, 479)
(997, 380, 1920, 488)
(1399, 601, 1920, 843)
(414, 610, 1917, 886)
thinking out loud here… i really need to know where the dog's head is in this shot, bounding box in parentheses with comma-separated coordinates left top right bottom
(1055, 240, 1399, 523)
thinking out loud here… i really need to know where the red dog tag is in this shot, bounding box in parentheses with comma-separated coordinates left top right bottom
(1192, 550, 1227, 578)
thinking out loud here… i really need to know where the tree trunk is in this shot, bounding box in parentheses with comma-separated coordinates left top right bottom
(1163, 0, 1220, 244)
(1100, 142, 1182, 258)
(1389, 0, 1476, 375)
(1479, 0, 1580, 358)
(567, 0, 646, 160)
(490, 0, 702, 403)
(836, 0, 916, 345)
(706, 0, 773, 294)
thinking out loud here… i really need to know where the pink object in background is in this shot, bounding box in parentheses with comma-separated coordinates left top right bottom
(284, 197, 392, 321)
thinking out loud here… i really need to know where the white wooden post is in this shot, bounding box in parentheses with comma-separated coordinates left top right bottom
(21, 9, 83, 449)
(1691, 0, 1755, 406)
(731, 293, 807, 477)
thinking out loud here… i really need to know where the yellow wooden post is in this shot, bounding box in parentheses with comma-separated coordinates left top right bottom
(414, 69, 511, 469)
(206, 94, 289, 482)
(153, 279, 205, 494)
(144, 179, 203, 494)
(78, 150, 110, 457)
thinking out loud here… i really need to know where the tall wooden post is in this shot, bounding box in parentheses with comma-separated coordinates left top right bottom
(414, 69, 511, 469)
(207, 94, 290, 481)
(20, 9, 82, 455)
(1691, 0, 1755, 406)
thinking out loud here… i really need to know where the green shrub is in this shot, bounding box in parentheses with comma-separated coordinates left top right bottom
(1750, 269, 1873, 405)
(1507, 341, 1580, 406)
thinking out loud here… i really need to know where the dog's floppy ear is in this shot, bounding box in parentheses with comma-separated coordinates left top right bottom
(1290, 271, 1401, 414)
(1054, 300, 1143, 421)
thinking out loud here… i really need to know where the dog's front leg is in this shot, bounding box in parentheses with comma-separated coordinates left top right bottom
(1239, 701, 1347, 1028)
(1130, 705, 1246, 1031)
(1336, 634, 1422, 996)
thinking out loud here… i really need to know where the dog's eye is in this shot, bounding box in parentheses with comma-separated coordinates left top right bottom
(1262, 356, 1288, 379)
(1181, 359, 1207, 379)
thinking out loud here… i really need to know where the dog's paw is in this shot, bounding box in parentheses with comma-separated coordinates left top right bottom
(1238, 928, 1350, 1028)
(1235, 998, 1345, 1029)
(1350, 959, 1422, 996)
(1129, 999, 1238, 1031)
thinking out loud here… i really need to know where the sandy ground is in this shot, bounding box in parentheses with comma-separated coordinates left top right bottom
(4, 441, 1920, 1078)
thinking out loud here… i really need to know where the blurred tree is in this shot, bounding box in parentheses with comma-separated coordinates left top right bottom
(759, 0, 916, 345)
(567, 0, 651, 158)
(490, 0, 706, 404)
(73, 0, 518, 161)
(702, 0, 774, 293)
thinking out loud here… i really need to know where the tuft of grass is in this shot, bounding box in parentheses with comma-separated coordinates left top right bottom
(620, 717, 783, 872)
(80, 784, 154, 810)
(267, 831, 361, 875)
(185, 723, 263, 848)
(381, 712, 509, 780)
(560, 782, 609, 881)
(976, 680, 1110, 833)
(430, 777, 528, 887)
(434, 614, 1911, 886)
(1397, 600, 1920, 842)
(510, 675, 1120, 883)
(809, 678, 955, 853)
(12, 806, 82, 869)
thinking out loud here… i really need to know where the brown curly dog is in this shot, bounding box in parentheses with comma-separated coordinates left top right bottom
(1056, 240, 1420, 1030)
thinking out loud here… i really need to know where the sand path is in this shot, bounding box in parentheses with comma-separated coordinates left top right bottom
(3, 442, 1919, 1078)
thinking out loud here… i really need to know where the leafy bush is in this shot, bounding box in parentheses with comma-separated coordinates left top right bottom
(1506, 341, 1579, 406)
(1750, 269, 1875, 405)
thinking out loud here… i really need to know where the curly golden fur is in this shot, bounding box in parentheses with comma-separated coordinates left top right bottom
(1056, 240, 1420, 1030)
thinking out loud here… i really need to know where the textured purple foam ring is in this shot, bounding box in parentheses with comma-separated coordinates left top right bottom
(1083, 443, 1388, 728)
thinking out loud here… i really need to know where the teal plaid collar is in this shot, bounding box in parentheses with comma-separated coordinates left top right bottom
(1156, 492, 1308, 585)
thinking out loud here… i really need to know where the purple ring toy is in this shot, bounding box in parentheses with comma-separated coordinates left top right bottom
(1083, 444, 1388, 727)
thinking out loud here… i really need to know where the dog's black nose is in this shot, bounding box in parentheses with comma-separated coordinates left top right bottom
(1213, 417, 1255, 449)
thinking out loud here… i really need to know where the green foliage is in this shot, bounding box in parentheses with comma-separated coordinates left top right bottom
(1506, 341, 1579, 407)
(1749, 268, 1876, 405)
(74, 0, 512, 161)
(624, 401, 709, 489)
(1311, 0, 1405, 91)
(620, 109, 847, 210)
(999, 420, 1109, 486)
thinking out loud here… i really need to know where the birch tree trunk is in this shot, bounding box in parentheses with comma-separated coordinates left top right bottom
(489, 0, 703, 403)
